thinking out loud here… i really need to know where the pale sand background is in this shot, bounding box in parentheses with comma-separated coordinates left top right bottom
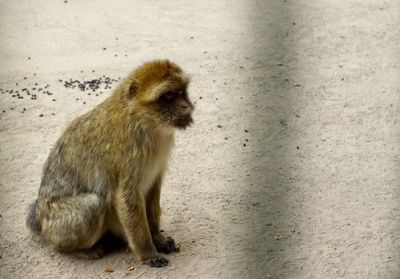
(0, 1, 399, 278)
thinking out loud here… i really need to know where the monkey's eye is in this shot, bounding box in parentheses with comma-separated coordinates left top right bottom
(164, 91, 175, 100)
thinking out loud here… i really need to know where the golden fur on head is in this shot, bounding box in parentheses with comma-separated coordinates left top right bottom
(128, 60, 191, 102)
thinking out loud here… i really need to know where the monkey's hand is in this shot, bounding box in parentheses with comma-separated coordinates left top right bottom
(153, 234, 177, 254)
(143, 255, 169, 268)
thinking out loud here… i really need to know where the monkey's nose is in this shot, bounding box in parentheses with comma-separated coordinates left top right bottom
(180, 104, 190, 114)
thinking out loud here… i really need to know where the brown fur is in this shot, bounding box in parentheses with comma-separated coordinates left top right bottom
(26, 60, 193, 267)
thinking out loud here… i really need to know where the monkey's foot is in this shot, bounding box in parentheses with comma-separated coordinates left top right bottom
(154, 236, 177, 254)
(69, 246, 105, 260)
(144, 255, 169, 268)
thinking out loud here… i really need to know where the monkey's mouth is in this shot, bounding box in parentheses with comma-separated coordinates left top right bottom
(173, 115, 193, 129)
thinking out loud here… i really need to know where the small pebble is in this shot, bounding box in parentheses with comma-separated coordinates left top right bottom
(39, 113, 44, 117)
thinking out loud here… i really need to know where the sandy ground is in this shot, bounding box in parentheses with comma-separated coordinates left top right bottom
(0, 0, 399, 278)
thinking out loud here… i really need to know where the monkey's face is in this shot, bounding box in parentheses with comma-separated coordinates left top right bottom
(128, 60, 194, 129)
(156, 89, 194, 129)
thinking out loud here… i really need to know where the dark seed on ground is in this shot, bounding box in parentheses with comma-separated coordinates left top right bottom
(296, 146, 300, 149)
(217, 125, 222, 128)
(244, 129, 248, 133)
(83, 102, 86, 104)
(52, 99, 56, 101)
(39, 113, 43, 117)
(243, 144, 246, 147)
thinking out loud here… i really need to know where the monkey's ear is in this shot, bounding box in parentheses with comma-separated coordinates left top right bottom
(127, 80, 138, 98)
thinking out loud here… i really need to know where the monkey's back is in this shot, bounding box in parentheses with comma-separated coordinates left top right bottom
(38, 95, 131, 200)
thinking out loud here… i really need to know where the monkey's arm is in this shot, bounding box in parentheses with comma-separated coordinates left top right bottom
(114, 182, 169, 267)
(146, 175, 177, 254)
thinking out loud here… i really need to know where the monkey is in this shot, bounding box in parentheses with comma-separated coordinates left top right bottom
(26, 59, 194, 267)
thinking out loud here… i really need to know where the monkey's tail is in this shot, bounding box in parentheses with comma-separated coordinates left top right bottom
(26, 199, 42, 234)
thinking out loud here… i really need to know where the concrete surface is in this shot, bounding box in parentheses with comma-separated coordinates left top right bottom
(0, 0, 399, 278)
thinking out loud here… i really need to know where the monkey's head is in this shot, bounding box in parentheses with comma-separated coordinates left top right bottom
(127, 60, 194, 130)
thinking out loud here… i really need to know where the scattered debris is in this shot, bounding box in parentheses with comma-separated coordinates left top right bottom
(274, 233, 283, 240)
(104, 267, 114, 273)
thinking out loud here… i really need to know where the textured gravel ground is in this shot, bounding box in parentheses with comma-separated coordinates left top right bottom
(0, 1, 399, 278)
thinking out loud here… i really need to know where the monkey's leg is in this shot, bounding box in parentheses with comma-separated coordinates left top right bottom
(115, 186, 168, 268)
(39, 194, 106, 254)
(146, 176, 177, 254)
